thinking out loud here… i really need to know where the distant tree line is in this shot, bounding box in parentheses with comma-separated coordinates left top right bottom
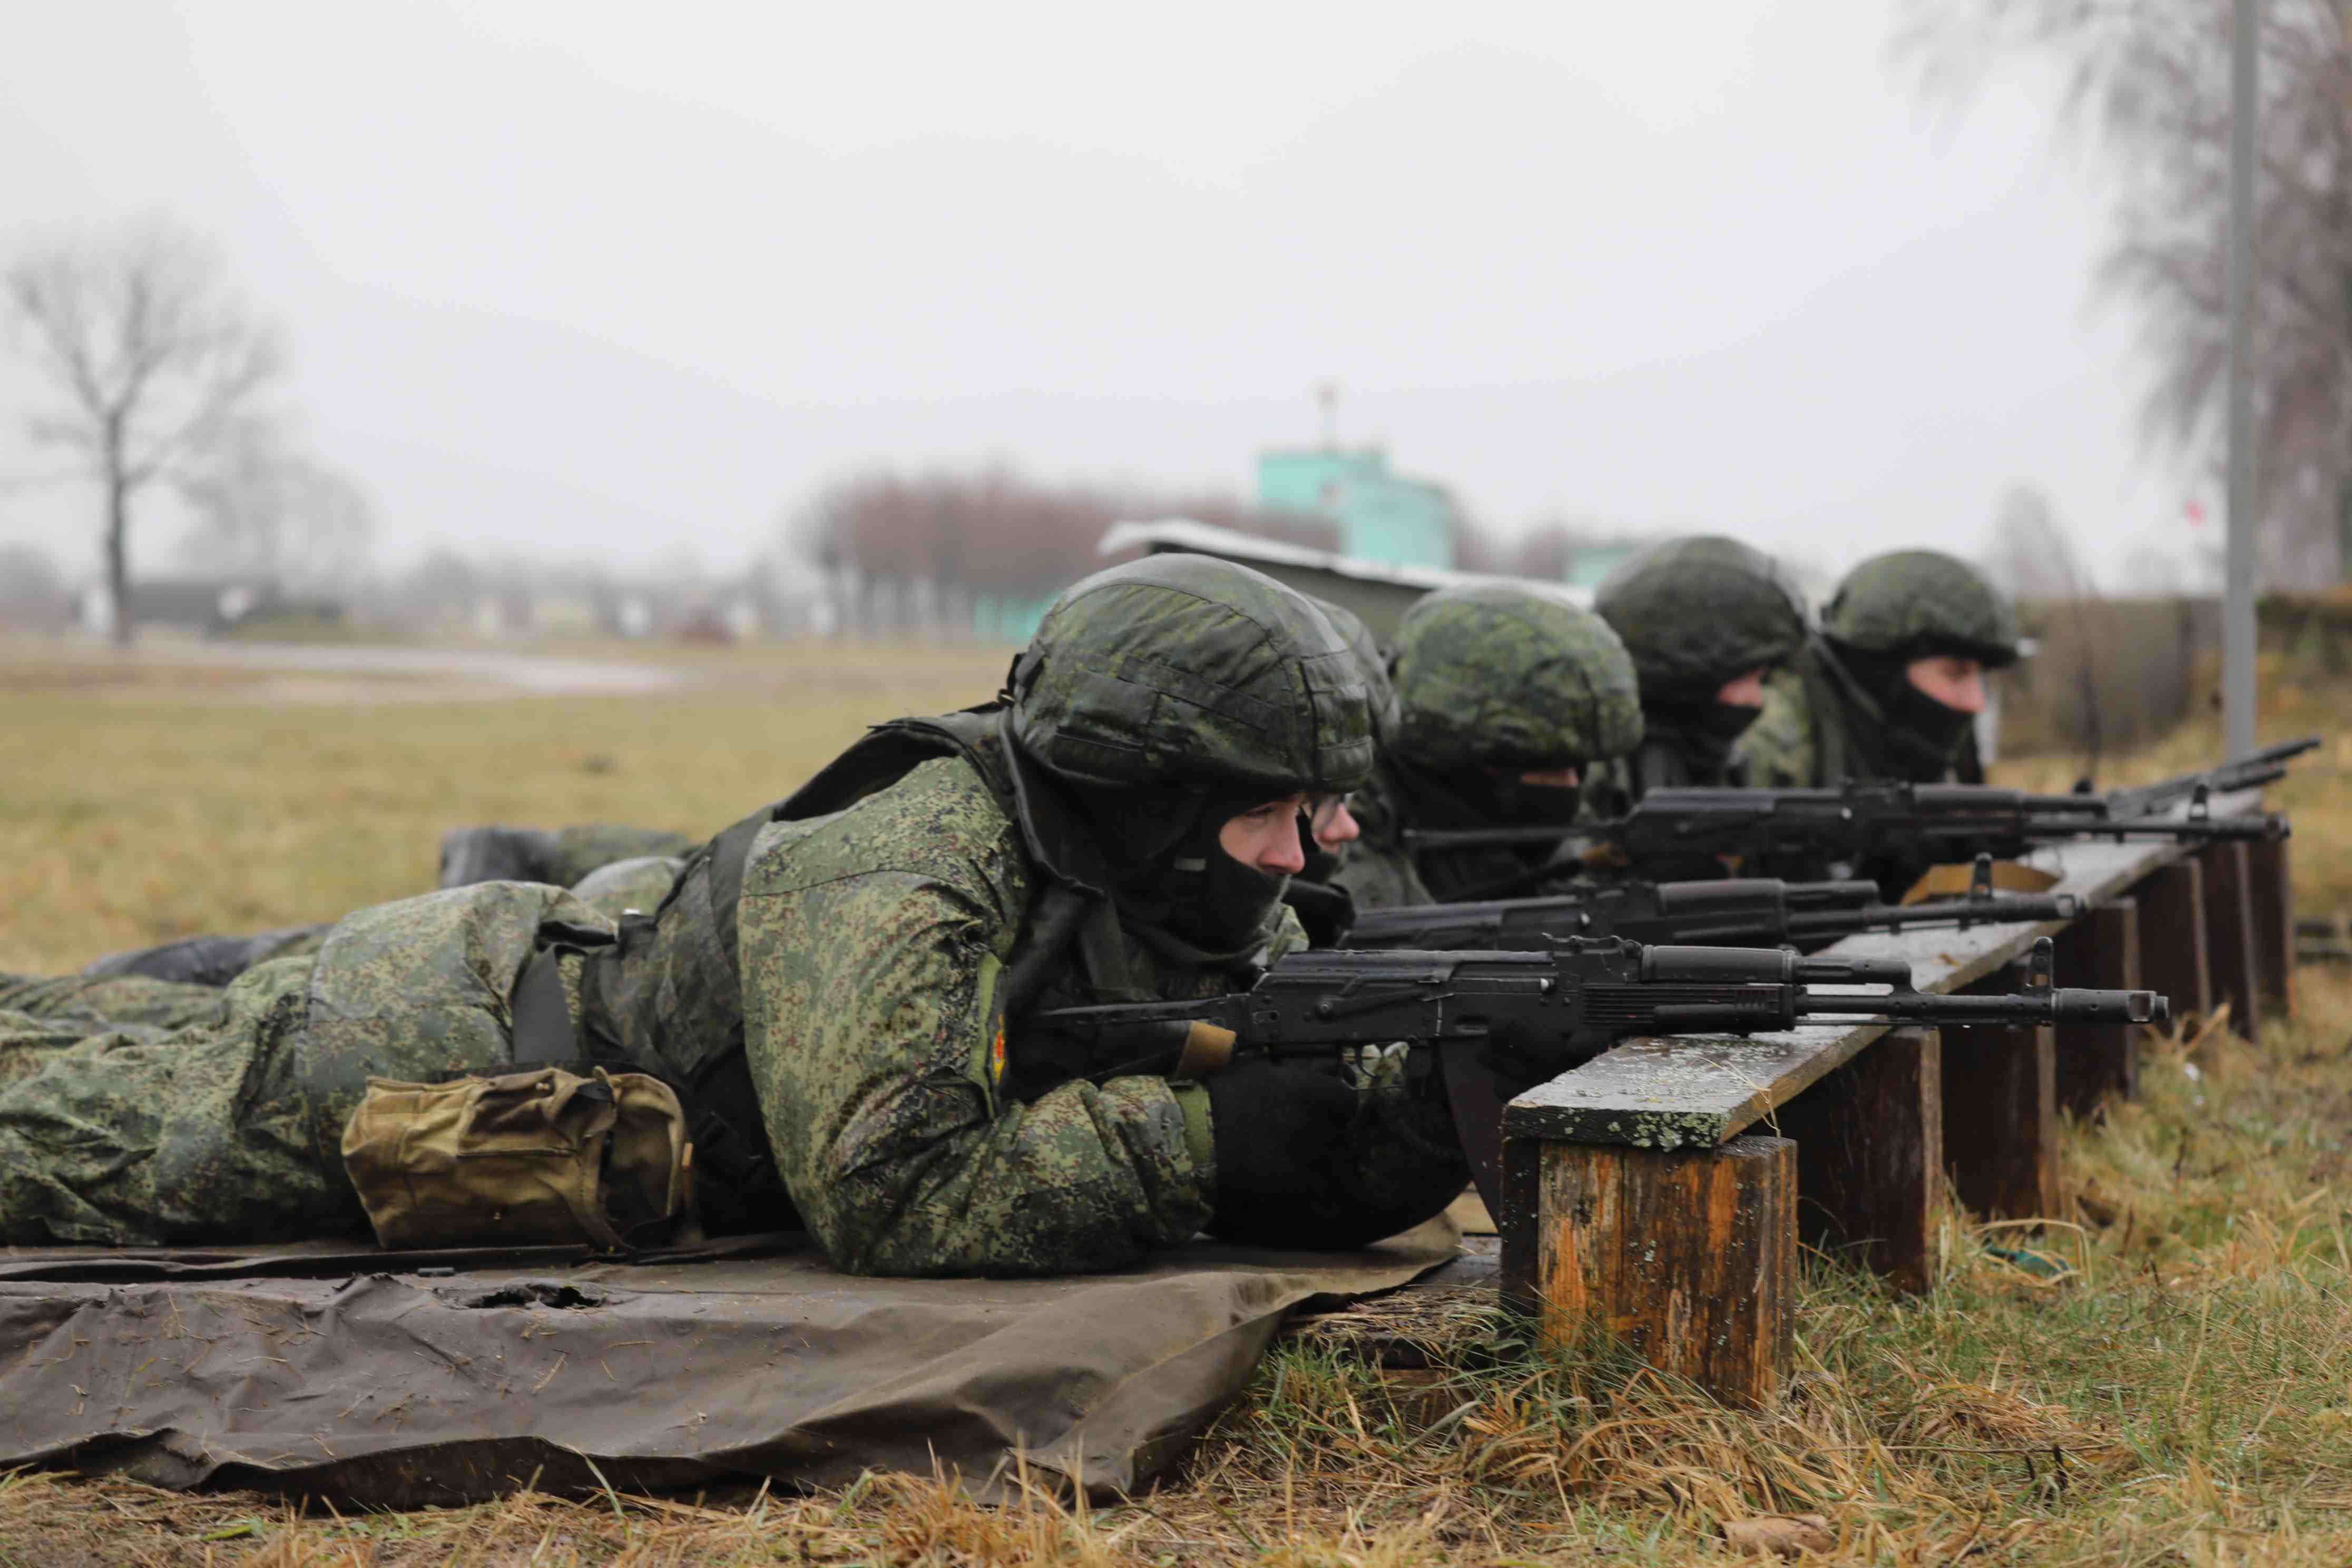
(780, 466, 1346, 639)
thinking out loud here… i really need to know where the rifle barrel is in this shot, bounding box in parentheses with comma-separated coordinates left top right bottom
(1796, 987, 2165, 1025)
(1782, 891, 2079, 938)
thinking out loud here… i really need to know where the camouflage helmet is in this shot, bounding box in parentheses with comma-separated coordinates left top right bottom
(1306, 595, 1398, 743)
(1822, 550, 2021, 669)
(1389, 584, 1643, 771)
(1009, 554, 1376, 796)
(1594, 535, 1807, 701)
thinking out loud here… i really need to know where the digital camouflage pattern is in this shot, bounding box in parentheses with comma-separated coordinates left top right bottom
(1594, 535, 1807, 701)
(1009, 555, 1376, 796)
(1388, 585, 1643, 772)
(1307, 596, 1397, 742)
(1726, 655, 1836, 788)
(1819, 550, 2021, 666)
(742, 755, 1224, 1275)
(0, 884, 612, 1244)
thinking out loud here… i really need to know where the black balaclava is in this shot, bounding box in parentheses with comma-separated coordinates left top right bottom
(1828, 641, 1977, 775)
(1389, 754, 1585, 834)
(1066, 781, 1292, 964)
(1642, 693, 1766, 780)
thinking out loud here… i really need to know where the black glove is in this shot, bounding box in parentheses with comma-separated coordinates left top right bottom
(1203, 1056, 1359, 1202)
(1202, 1055, 1467, 1250)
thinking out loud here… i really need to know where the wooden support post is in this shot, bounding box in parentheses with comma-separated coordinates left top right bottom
(2202, 842, 2265, 1038)
(1501, 1134, 1794, 1408)
(1776, 1028, 1941, 1293)
(2052, 900, 2141, 1115)
(2245, 834, 2295, 1020)
(2134, 860, 2213, 1023)
(1942, 1014, 2060, 1222)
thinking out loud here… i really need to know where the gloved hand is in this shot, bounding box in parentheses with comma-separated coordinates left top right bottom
(1202, 1055, 1468, 1249)
(1202, 1055, 1359, 1203)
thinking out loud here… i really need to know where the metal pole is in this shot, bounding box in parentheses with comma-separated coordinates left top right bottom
(2222, 0, 2260, 756)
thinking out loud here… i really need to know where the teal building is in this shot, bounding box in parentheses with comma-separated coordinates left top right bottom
(1256, 447, 1457, 570)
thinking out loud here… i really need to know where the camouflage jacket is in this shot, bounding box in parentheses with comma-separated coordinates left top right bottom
(585, 711, 1312, 1277)
(735, 749, 1311, 1277)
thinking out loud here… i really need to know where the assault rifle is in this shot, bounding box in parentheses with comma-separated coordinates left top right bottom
(1026, 936, 2165, 1214)
(1404, 779, 2288, 898)
(1344, 857, 2077, 953)
(2104, 735, 2320, 818)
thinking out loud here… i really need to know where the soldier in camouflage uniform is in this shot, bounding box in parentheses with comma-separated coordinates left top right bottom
(1332, 585, 1643, 909)
(1733, 550, 2019, 788)
(1590, 535, 1808, 801)
(0, 557, 1467, 1272)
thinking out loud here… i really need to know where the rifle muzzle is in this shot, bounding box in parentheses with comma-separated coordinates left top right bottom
(2054, 988, 2169, 1025)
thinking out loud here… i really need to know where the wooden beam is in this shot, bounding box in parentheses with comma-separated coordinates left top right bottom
(2202, 842, 2265, 1038)
(1776, 1028, 1942, 1293)
(1502, 1134, 1794, 1408)
(2244, 834, 2296, 1020)
(2132, 859, 2213, 1023)
(2052, 899, 2141, 1115)
(1942, 1010, 2060, 1222)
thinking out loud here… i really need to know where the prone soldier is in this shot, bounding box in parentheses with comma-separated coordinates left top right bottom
(1591, 534, 1808, 797)
(1334, 584, 1642, 909)
(1734, 550, 2019, 788)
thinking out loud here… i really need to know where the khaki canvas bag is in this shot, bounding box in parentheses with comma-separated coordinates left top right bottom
(342, 1066, 693, 1251)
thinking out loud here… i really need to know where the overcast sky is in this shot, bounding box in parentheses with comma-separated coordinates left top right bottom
(1, 2, 2212, 587)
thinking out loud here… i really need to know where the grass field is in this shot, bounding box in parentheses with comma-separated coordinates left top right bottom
(5, 636, 2352, 1565)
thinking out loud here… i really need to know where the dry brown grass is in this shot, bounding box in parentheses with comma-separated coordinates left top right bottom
(0, 637, 993, 972)
(7, 639, 2352, 1563)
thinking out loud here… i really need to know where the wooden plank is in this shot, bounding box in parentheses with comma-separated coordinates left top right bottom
(1942, 1017, 2059, 1221)
(2133, 859, 2213, 1023)
(2246, 834, 2296, 1018)
(1776, 1027, 1941, 1292)
(2052, 900, 2140, 1115)
(2201, 842, 2263, 1038)
(1511, 1134, 1795, 1408)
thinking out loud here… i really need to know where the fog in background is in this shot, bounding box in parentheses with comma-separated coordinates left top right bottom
(0, 2, 2207, 590)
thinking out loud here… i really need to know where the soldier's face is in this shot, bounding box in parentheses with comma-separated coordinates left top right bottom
(1715, 667, 1769, 708)
(1219, 796, 1311, 874)
(1905, 654, 1987, 714)
(1308, 794, 1361, 852)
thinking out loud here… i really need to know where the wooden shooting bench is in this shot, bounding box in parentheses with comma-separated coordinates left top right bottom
(1495, 797, 2294, 1407)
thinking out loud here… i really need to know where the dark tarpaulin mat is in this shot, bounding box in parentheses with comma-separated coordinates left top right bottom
(0, 1221, 1462, 1506)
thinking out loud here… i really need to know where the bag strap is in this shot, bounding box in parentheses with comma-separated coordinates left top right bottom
(509, 949, 579, 1067)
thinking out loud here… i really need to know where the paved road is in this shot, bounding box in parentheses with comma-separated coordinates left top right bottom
(113, 641, 693, 696)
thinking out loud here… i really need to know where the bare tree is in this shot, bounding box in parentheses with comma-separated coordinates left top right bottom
(1900, 2, 2352, 582)
(174, 419, 374, 596)
(6, 221, 283, 642)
